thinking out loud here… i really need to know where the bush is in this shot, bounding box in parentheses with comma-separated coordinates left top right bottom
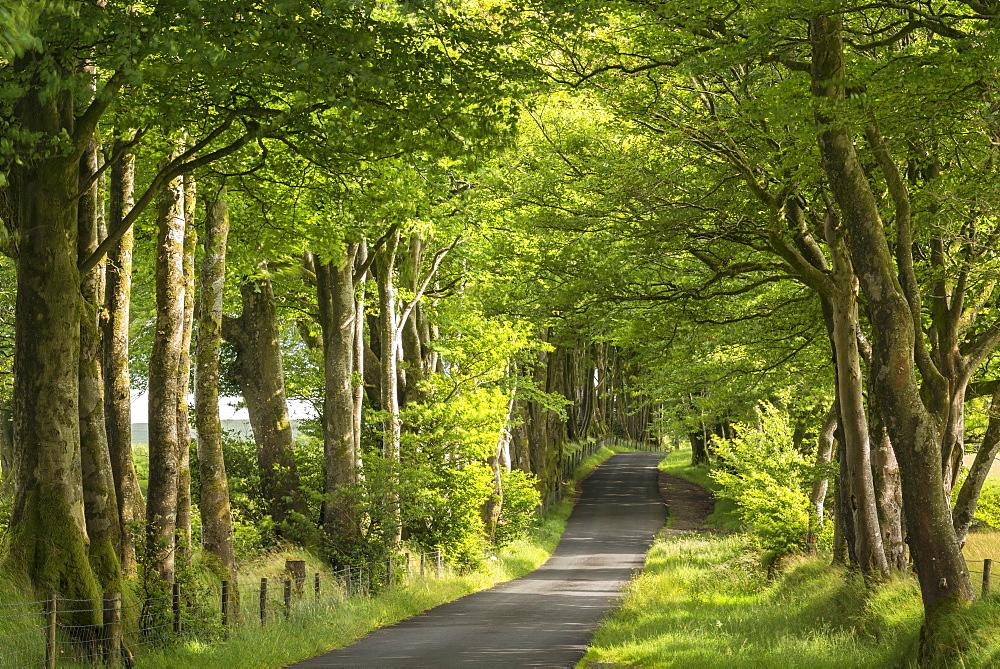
(711, 403, 820, 557)
(494, 468, 541, 548)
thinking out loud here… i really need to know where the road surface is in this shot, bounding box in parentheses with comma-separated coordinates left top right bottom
(293, 451, 666, 667)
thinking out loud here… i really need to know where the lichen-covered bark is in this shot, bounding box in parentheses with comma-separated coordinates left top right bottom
(811, 14, 974, 626)
(316, 245, 362, 544)
(175, 172, 197, 558)
(103, 143, 142, 576)
(77, 110, 122, 590)
(7, 67, 101, 621)
(823, 213, 889, 578)
(195, 188, 237, 580)
(375, 230, 403, 543)
(146, 169, 187, 583)
(224, 266, 308, 537)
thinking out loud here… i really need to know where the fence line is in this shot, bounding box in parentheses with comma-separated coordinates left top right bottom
(1, 436, 653, 666)
(0, 549, 444, 668)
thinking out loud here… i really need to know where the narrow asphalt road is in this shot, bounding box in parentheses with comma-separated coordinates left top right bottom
(292, 451, 666, 668)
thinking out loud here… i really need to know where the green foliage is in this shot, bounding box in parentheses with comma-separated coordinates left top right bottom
(971, 485, 1000, 531)
(399, 388, 509, 569)
(711, 404, 822, 557)
(493, 468, 541, 548)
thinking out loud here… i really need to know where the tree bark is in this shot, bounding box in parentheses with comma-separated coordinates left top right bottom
(103, 141, 142, 576)
(175, 172, 197, 560)
(8, 63, 102, 614)
(316, 245, 362, 544)
(224, 265, 308, 537)
(77, 107, 121, 589)
(811, 13, 974, 624)
(810, 402, 837, 527)
(146, 165, 187, 584)
(375, 229, 403, 543)
(195, 187, 237, 580)
(823, 211, 889, 578)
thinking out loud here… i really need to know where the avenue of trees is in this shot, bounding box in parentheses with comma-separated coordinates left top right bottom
(5, 0, 1000, 663)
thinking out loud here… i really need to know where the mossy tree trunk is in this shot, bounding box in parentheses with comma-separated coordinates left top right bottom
(146, 167, 187, 584)
(7, 56, 102, 621)
(195, 188, 237, 580)
(103, 141, 143, 576)
(316, 244, 363, 545)
(224, 265, 308, 538)
(810, 14, 974, 632)
(175, 172, 197, 560)
(77, 94, 122, 591)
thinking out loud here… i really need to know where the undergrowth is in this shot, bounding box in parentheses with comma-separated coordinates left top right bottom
(133, 443, 623, 667)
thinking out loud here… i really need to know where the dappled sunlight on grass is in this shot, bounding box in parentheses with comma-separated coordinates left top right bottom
(581, 534, 923, 668)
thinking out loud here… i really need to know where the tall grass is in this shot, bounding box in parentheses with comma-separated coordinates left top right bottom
(581, 533, 925, 668)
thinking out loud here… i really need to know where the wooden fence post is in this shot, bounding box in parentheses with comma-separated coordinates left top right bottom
(314, 572, 321, 599)
(283, 579, 292, 619)
(386, 558, 393, 588)
(45, 594, 56, 669)
(259, 577, 268, 626)
(984, 559, 993, 596)
(436, 550, 443, 577)
(104, 593, 122, 668)
(345, 566, 352, 597)
(172, 582, 181, 635)
(221, 581, 230, 631)
(420, 552, 426, 577)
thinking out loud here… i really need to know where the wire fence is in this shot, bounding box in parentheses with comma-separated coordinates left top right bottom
(0, 436, 659, 667)
(0, 549, 444, 668)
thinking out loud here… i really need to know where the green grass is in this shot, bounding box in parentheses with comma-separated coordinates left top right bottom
(658, 448, 740, 531)
(0, 570, 47, 667)
(132, 443, 620, 667)
(583, 446, 1000, 668)
(580, 533, 926, 668)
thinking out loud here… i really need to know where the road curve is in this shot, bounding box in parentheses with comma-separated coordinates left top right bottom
(292, 451, 666, 668)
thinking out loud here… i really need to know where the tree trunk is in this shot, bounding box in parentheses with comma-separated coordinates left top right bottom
(175, 172, 196, 561)
(195, 187, 237, 580)
(810, 402, 837, 527)
(224, 266, 308, 538)
(811, 13, 974, 627)
(824, 212, 889, 577)
(77, 110, 121, 589)
(104, 141, 142, 576)
(869, 414, 907, 570)
(954, 386, 1000, 545)
(8, 69, 102, 617)
(353, 242, 368, 468)
(316, 245, 362, 544)
(375, 229, 403, 543)
(146, 166, 187, 584)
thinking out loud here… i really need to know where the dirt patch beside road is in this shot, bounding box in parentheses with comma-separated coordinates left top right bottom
(658, 470, 717, 534)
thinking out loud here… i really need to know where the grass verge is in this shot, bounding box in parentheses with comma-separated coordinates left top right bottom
(580, 533, 925, 668)
(135, 444, 624, 668)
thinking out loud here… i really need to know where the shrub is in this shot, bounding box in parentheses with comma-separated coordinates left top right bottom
(711, 403, 819, 557)
(494, 468, 541, 548)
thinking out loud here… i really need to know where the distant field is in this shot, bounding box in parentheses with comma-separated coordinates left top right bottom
(131, 419, 310, 444)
